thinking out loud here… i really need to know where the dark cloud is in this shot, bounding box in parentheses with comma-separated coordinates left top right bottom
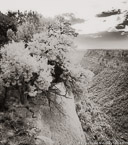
(96, 9, 121, 17)
(116, 12, 128, 29)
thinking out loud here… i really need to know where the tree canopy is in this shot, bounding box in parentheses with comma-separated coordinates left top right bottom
(0, 11, 86, 111)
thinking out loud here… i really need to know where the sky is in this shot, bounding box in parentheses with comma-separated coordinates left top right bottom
(1, 0, 127, 17)
(1, 0, 128, 34)
(1, 0, 128, 49)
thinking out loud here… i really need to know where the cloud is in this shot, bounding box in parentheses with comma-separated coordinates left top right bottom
(62, 13, 85, 25)
(116, 11, 128, 30)
(107, 27, 118, 32)
(122, 1, 127, 4)
(96, 9, 121, 17)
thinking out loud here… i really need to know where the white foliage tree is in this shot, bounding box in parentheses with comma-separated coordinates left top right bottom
(0, 13, 87, 109)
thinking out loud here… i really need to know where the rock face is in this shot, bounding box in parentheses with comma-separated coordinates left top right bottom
(76, 98, 119, 145)
(81, 50, 128, 142)
(88, 67, 128, 141)
(34, 83, 86, 145)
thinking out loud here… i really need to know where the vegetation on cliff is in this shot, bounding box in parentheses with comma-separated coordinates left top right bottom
(82, 49, 128, 143)
(0, 11, 87, 145)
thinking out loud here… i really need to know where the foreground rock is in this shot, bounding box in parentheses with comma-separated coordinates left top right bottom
(0, 83, 86, 145)
(32, 83, 86, 145)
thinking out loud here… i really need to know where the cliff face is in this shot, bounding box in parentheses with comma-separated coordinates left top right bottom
(88, 67, 128, 141)
(76, 98, 119, 145)
(32, 83, 86, 145)
(81, 49, 128, 142)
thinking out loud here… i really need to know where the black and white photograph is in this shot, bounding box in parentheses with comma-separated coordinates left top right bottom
(0, 0, 128, 145)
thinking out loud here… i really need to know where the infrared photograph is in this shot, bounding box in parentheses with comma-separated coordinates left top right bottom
(0, 0, 128, 145)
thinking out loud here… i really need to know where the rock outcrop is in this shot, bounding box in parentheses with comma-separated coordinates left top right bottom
(33, 83, 86, 145)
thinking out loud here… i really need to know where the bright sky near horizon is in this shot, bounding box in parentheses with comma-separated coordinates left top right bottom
(1, 0, 128, 34)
